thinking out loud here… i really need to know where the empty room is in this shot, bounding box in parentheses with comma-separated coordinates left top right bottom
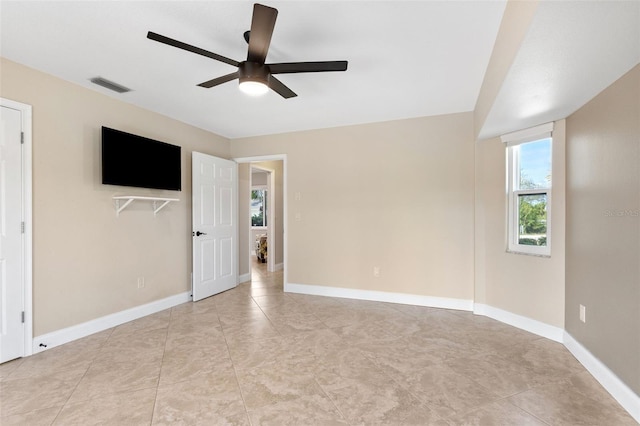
(0, 1, 638, 425)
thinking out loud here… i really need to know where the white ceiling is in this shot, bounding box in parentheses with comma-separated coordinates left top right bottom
(480, 0, 640, 140)
(1, 1, 638, 140)
(0, 1, 506, 138)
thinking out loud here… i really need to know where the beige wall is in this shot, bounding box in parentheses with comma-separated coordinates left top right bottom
(231, 113, 475, 300)
(565, 64, 640, 395)
(474, 120, 566, 328)
(0, 58, 230, 336)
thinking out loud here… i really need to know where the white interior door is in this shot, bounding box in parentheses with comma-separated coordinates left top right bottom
(192, 152, 237, 301)
(0, 104, 25, 363)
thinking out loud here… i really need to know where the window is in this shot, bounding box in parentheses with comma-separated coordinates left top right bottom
(251, 189, 267, 227)
(503, 123, 553, 256)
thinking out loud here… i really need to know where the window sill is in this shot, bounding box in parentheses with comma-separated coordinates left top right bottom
(506, 249, 551, 258)
(252, 226, 267, 230)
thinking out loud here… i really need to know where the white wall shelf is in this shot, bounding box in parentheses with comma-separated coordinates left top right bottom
(113, 196, 179, 217)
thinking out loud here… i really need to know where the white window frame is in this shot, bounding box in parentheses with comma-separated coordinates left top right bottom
(502, 123, 553, 256)
(251, 186, 268, 229)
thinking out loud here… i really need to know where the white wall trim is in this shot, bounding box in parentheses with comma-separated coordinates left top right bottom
(473, 303, 564, 342)
(563, 332, 640, 424)
(32, 291, 191, 354)
(238, 272, 251, 284)
(285, 282, 473, 311)
(501, 122, 554, 146)
(273, 262, 284, 272)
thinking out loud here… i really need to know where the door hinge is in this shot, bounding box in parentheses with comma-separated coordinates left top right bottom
(21, 132, 24, 144)
(21, 311, 25, 323)
(21, 222, 25, 234)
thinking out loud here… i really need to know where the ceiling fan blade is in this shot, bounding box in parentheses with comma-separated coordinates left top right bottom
(268, 61, 348, 74)
(268, 76, 297, 99)
(197, 72, 239, 88)
(247, 4, 278, 63)
(147, 31, 239, 67)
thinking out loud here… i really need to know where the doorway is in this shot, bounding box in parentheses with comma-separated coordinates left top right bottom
(250, 166, 274, 272)
(234, 155, 287, 288)
(0, 98, 33, 363)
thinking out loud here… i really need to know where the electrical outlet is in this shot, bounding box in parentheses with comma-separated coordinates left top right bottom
(295, 212, 302, 221)
(137, 277, 145, 289)
(294, 192, 302, 201)
(579, 304, 586, 323)
(373, 266, 380, 278)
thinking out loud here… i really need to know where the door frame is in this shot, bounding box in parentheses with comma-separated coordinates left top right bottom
(1, 97, 33, 358)
(234, 155, 287, 287)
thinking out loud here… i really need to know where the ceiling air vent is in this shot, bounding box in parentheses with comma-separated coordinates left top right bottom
(89, 77, 131, 94)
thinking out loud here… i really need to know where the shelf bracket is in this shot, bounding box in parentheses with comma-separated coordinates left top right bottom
(113, 196, 179, 217)
(115, 198, 135, 217)
(153, 200, 172, 216)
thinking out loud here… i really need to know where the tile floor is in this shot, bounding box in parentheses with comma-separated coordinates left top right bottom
(0, 259, 636, 425)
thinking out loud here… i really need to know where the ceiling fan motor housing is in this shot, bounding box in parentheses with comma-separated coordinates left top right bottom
(239, 62, 270, 86)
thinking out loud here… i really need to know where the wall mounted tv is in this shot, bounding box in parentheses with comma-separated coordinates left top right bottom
(101, 127, 182, 191)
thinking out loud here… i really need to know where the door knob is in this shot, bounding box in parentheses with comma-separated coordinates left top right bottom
(196, 231, 207, 236)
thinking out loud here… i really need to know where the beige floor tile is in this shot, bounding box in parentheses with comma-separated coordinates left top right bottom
(0, 367, 86, 417)
(445, 352, 541, 398)
(153, 370, 247, 425)
(171, 298, 218, 318)
(168, 309, 221, 332)
(236, 362, 325, 411)
(0, 358, 23, 381)
(8, 330, 110, 380)
(399, 363, 500, 419)
(259, 301, 315, 318)
(226, 336, 301, 370)
(217, 308, 270, 328)
(314, 347, 391, 389)
(0, 406, 61, 425)
(266, 313, 328, 334)
(108, 310, 171, 338)
(53, 387, 156, 425)
(0, 260, 634, 425)
(357, 336, 440, 377)
(285, 328, 350, 358)
(159, 348, 233, 387)
(221, 318, 281, 345)
(320, 370, 441, 425)
(507, 377, 638, 425)
(247, 394, 349, 426)
(67, 357, 161, 403)
(445, 399, 548, 426)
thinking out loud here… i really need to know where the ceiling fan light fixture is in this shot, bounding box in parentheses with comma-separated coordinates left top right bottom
(238, 61, 269, 96)
(239, 79, 269, 96)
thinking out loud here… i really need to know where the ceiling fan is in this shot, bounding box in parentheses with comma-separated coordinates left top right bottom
(147, 3, 348, 98)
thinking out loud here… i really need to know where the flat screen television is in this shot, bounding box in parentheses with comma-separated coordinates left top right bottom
(101, 127, 181, 191)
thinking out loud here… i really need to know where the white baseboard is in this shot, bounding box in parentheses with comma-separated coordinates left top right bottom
(238, 273, 251, 284)
(473, 303, 564, 343)
(285, 282, 473, 311)
(273, 263, 284, 272)
(32, 291, 191, 354)
(563, 332, 640, 423)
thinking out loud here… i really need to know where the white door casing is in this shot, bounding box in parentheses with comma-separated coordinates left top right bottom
(192, 152, 237, 301)
(0, 99, 32, 363)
